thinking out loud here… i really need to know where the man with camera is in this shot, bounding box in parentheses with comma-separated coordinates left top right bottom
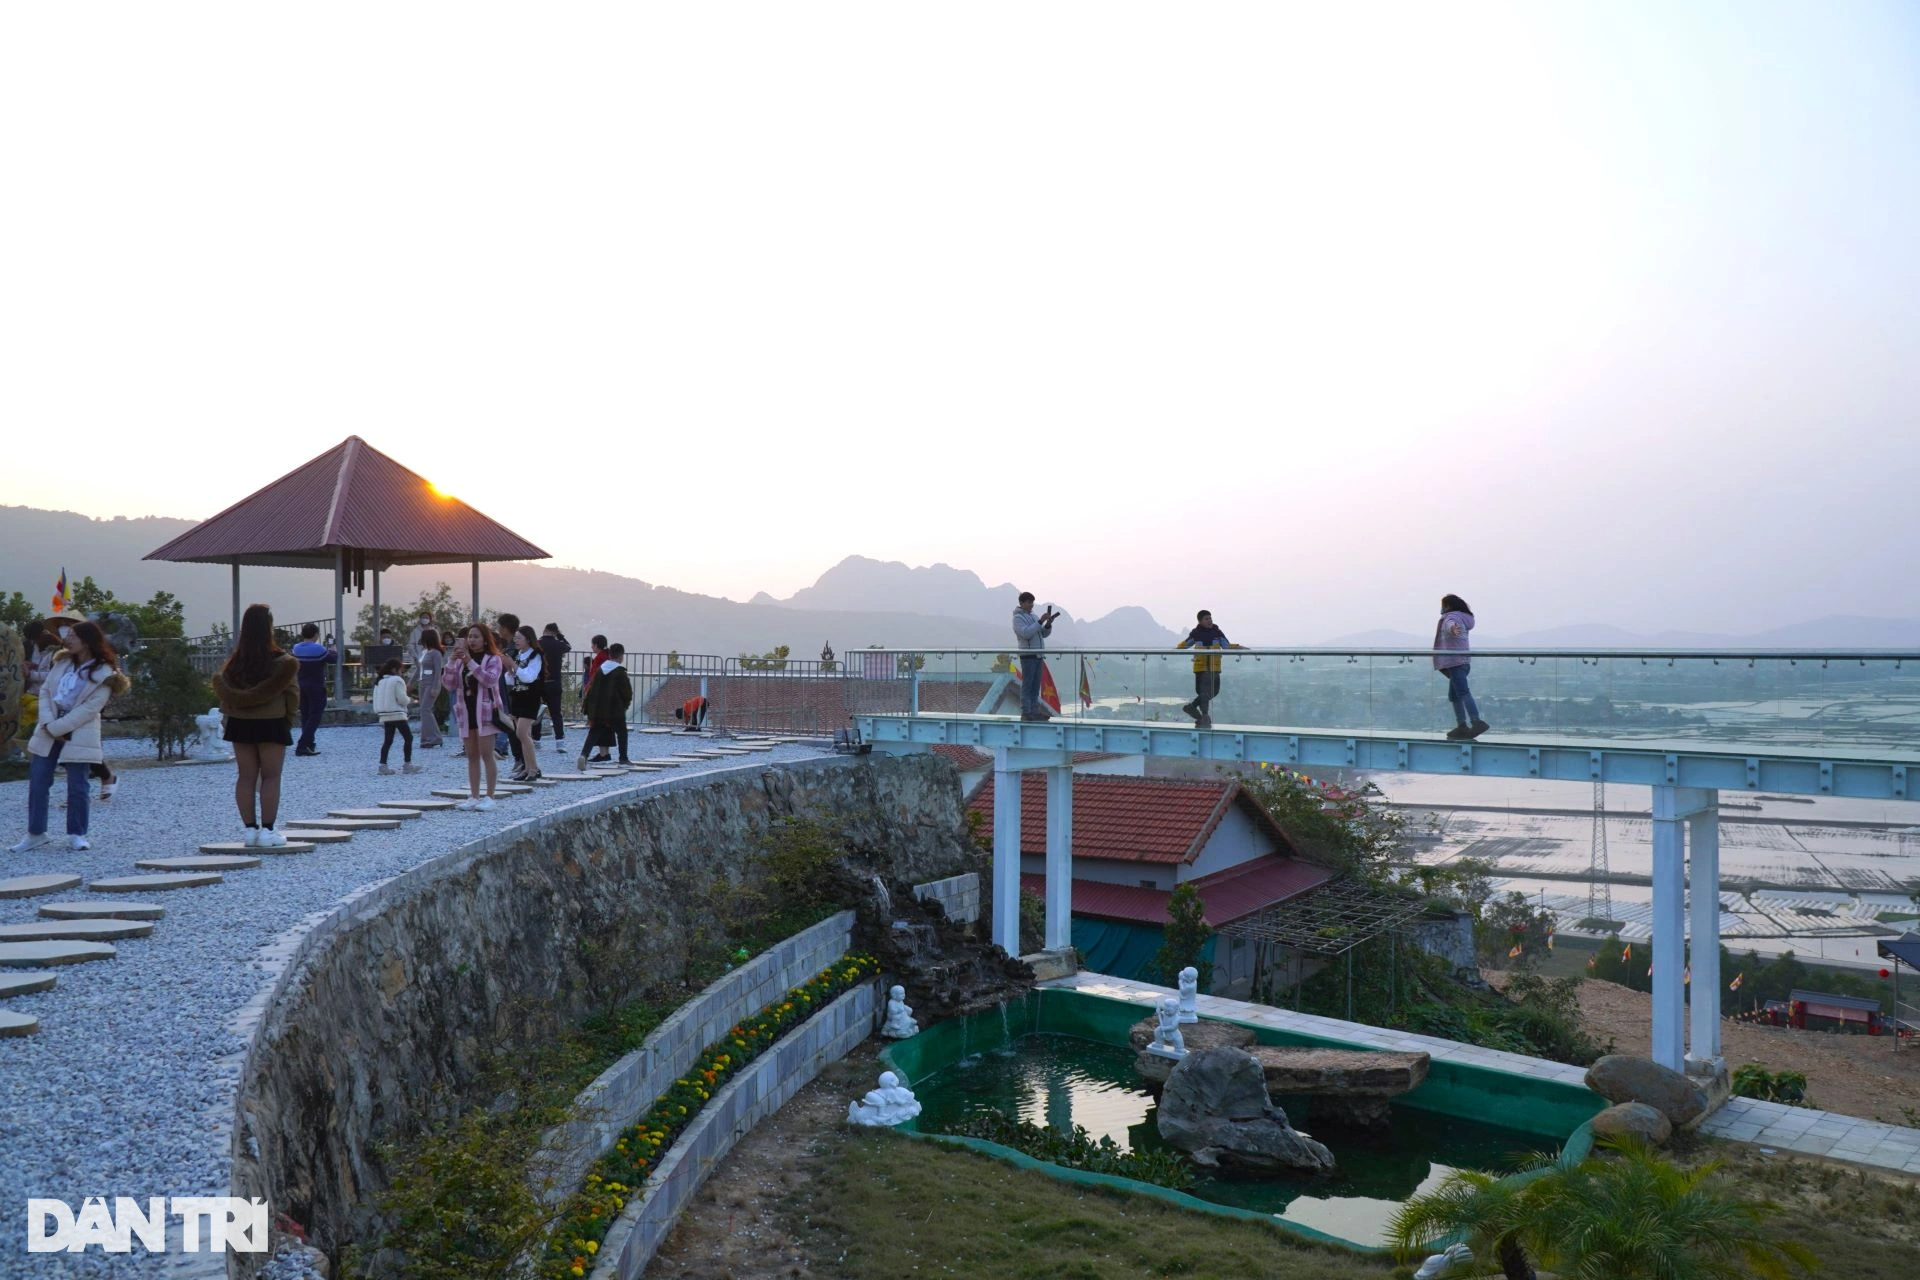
(1011, 591, 1060, 722)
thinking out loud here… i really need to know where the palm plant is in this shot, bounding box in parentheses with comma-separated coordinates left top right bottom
(1389, 1138, 1817, 1280)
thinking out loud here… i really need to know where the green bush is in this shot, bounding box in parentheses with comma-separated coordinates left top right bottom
(933, 1113, 1196, 1192)
(1731, 1063, 1810, 1107)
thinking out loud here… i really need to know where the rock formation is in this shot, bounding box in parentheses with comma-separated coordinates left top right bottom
(1157, 1047, 1335, 1175)
(1247, 1045, 1429, 1128)
(1588, 1100, 1673, 1145)
(1584, 1054, 1707, 1127)
(845, 867, 1031, 1021)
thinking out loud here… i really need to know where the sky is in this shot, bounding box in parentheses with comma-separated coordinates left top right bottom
(3, 3, 1917, 640)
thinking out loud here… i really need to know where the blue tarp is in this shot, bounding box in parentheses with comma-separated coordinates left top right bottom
(1878, 932, 1920, 970)
(1069, 917, 1217, 985)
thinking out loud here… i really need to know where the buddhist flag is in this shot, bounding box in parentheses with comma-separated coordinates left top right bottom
(1038, 660, 1062, 714)
(1684, 965, 1691, 986)
(50, 567, 68, 614)
(1078, 656, 1092, 710)
(1507, 944, 1523, 958)
(1586, 956, 1597, 970)
(1546, 932, 1555, 952)
(1729, 972, 1745, 991)
(1622, 943, 1632, 962)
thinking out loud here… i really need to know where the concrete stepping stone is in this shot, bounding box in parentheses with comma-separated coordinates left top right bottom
(0, 940, 116, 967)
(0, 1009, 38, 1036)
(196, 840, 317, 855)
(639, 727, 677, 735)
(292, 816, 403, 831)
(540, 773, 602, 782)
(377, 798, 457, 812)
(0, 874, 82, 900)
(278, 828, 353, 844)
(89, 873, 223, 894)
(494, 783, 534, 794)
(329, 807, 422, 821)
(0, 972, 58, 997)
(135, 855, 261, 872)
(38, 901, 164, 921)
(0, 918, 155, 942)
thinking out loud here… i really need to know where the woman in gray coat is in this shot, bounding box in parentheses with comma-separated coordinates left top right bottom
(414, 628, 446, 749)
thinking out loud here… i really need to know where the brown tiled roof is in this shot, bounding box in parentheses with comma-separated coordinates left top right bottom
(146, 436, 549, 569)
(1020, 855, 1333, 925)
(968, 774, 1298, 865)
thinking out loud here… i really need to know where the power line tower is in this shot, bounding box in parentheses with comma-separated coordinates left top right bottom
(1587, 779, 1614, 926)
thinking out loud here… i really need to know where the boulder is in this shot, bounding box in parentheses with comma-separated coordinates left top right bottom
(1132, 1016, 1258, 1087)
(1248, 1046, 1430, 1128)
(1584, 1054, 1707, 1127)
(1589, 1101, 1673, 1145)
(1157, 1047, 1336, 1175)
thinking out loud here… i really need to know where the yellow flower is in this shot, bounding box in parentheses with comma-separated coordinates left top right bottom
(586, 1241, 599, 1255)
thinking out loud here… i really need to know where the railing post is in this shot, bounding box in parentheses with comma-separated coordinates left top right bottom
(992, 749, 1022, 954)
(1687, 798, 1723, 1075)
(910, 659, 920, 716)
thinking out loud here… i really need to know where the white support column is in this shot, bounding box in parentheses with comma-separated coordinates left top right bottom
(1044, 765, 1073, 951)
(1687, 800, 1723, 1073)
(1651, 786, 1713, 1072)
(991, 749, 1023, 954)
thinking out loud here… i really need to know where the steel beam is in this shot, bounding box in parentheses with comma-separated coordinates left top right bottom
(1045, 765, 1073, 951)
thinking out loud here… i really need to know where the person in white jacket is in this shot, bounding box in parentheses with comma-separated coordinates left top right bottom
(372, 658, 422, 775)
(12, 621, 124, 852)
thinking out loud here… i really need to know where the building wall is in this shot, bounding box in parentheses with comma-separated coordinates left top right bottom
(1021, 853, 1175, 891)
(1180, 802, 1280, 882)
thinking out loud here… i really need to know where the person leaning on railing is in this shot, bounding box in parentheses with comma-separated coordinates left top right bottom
(1176, 609, 1244, 730)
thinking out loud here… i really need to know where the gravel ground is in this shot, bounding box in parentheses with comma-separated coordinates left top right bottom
(0, 725, 829, 1277)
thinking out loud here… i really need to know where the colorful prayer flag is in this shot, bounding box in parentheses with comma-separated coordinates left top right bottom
(1507, 944, 1523, 958)
(1622, 943, 1632, 962)
(1546, 932, 1555, 951)
(1684, 965, 1691, 986)
(1078, 656, 1092, 710)
(1729, 972, 1744, 991)
(50, 566, 68, 614)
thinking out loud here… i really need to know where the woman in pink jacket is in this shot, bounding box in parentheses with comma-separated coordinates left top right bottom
(1433, 594, 1488, 740)
(443, 622, 504, 810)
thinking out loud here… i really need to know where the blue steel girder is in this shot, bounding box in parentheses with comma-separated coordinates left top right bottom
(853, 715, 1917, 802)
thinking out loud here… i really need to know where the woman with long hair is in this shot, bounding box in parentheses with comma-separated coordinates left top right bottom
(443, 622, 503, 810)
(414, 626, 446, 750)
(211, 603, 300, 847)
(11, 621, 127, 853)
(503, 624, 546, 782)
(1433, 593, 1488, 740)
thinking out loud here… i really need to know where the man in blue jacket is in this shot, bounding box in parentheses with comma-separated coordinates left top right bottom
(290, 623, 335, 756)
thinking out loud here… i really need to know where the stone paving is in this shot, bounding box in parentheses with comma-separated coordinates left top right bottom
(1700, 1095, 1920, 1174)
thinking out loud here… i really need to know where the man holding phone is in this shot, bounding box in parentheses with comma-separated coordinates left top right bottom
(1012, 591, 1059, 721)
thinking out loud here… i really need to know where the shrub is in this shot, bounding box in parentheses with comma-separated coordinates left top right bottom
(1151, 884, 1213, 990)
(935, 1114, 1196, 1192)
(1731, 1063, 1810, 1107)
(124, 640, 212, 760)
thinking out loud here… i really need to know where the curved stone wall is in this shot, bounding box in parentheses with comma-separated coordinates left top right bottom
(229, 754, 977, 1271)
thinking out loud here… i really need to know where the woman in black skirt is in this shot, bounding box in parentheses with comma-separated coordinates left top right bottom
(504, 624, 546, 782)
(210, 604, 300, 848)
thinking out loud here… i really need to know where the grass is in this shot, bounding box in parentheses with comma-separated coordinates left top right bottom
(785, 1128, 1395, 1280)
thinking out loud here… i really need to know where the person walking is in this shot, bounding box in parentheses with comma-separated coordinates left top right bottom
(1012, 591, 1060, 722)
(444, 623, 503, 809)
(414, 627, 446, 749)
(503, 624, 546, 781)
(1434, 594, 1488, 740)
(372, 658, 422, 775)
(210, 604, 300, 848)
(290, 623, 334, 756)
(1176, 609, 1243, 730)
(578, 643, 633, 768)
(539, 622, 570, 750)
(11, 621, 126, 853)
(406, 611, 432, 667)
(492, 613, 522, 763)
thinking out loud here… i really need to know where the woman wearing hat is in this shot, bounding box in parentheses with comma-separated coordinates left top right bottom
(11, 621, 127, 853)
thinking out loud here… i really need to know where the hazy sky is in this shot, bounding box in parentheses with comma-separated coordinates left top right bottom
(4, 3, 1916, 639)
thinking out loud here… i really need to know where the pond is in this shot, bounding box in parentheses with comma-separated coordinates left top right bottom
(910, 1034, 1557, 1249)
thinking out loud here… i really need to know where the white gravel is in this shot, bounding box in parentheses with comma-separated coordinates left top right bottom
(0, 725, 829, 1276)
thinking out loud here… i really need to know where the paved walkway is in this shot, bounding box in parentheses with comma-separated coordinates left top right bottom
(1700, 1095, 1920, 1173)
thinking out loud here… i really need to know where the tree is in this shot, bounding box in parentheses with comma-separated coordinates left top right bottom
(125, 641, 213, 760)
(738, 644, 791, 671)
(0, 591, 34, 628)
(1239, 764, 1412, 881)
(51, 577, 186, 639)
(1152, 884, 1214, 989)
(1478, 891, 1557, 970)
(666, 650, 683, 670)
(353, 581, 468, 644)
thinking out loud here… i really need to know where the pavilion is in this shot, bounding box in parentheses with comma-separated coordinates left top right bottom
(145, 436, 548, 700)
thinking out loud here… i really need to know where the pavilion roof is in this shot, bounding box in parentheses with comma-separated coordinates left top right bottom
(145, 436, 548, 570)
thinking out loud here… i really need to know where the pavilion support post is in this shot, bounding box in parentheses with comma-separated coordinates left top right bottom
(471, 560, 480, 620)
(332, 548, 346, 704)
(1044, 765, 1073, 951)
(1687, 800, 1723, 1075)
(230, 561, 240, 639)
(1651, 786, 1713, 1071)
(372, 566, 381, 643)
(991, 749, 1022, 954)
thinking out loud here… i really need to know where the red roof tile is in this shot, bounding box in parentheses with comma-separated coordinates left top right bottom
(146, 436, 549, 569)
(1019, 854, 1332, 926)
(930, 744, 993, 770)
(970, 774, 1295, 865)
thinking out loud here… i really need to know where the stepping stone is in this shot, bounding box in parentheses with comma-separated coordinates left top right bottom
(0, 940, 116, 967)
(540, 773, 602, 782)
(640, 727, 677, 735)
(134, 856, 261, 872)
(0, 919, 155, 942)
(197, 840, 317, 855)
(431, 789, 477, 800)
(329, 807, 421, 821)
(279, 828, 353, 844)
(38, 901, 164, 921)
(0, 1009, 38, 1037)
(377, 799, 457, 812)
(89, 873, 223, 894)
(494, 783, 534, 794)
(0, 874, 82, 900)
(0, 972, 58, 997)
(291, 816, 403, 831)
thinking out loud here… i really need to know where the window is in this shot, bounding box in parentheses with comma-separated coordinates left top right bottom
(1140, 879, 1157, 889)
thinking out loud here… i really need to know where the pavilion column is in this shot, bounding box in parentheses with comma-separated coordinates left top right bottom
(991, 749, 1022, 954)
(471, 560, 480, 619)
(1650, 786, 1713, 1072)
(372, 565, 381, 641)
(332, 548, 346, 704)
(230, 561, 241, 638)
(1044, 765, 1073, 951)
(1687, 800, 1723, 1074)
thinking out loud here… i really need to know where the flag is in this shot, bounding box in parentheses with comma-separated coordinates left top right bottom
(1586, 956, 1596, 970)
(1546, 932, 1555, 952)
(1729, 972, 1745, 991)
(50, 567, 68, 614)
(1038, 661, 1062, 714)
(1078, 656, 1092, 710)
(1647, 964, 1654, 978)
(1507, 944, 1523, 958)
(1622, 943, 1632, 962)
(1684, 965, 1691, 986)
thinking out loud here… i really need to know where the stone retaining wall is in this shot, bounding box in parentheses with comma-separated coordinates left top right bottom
(228, 753, 977, 1274)
(913, 871, 980, 924)
(589, 983, 878, 1280)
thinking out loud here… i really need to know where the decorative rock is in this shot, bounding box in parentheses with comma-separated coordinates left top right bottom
(328, 807, 421, 820)
(847, 1071, 921, 1127)
(1145, 996, 1188, 1059)
(1589, 1100, 1673, 1145)
(135, 855, 262, 872)
(1247, 1046, 1430, 1127)
(0, 972, 57, 997)
(1584, 1055, 1708, 1127)
(0, 874, 83, 900)
(0, 1009, 38, 1037)
(1157, 1047, 1336, 1175)
(880, 985, 918, 1038)
(0, 919, 155, 942)
(1414, 1244, 1474, 1280)
(88, 873, 224, 893)
(37, 901, 165, 921)
(377, 799, 456, 811)
(0, 940, 117, 967)
(1133, 1016, 1255, 1085)
(1177, 966, 1200, 1024)
(195, 841, 316, 856)
(290, 816, 403, 831)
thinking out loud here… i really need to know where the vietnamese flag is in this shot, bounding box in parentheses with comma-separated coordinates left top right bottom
(1039, 661, 1062, 714)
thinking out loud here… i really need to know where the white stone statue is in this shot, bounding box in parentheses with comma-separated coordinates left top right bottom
(1413, 1243, 1473, 1279)
(880, 985, 917, 1039)
(187, 707, 232, 761)
(847, 1071, 921, 1127)
(1146, 996, 1187, 1059)
(1177, 966, 1199, 1024)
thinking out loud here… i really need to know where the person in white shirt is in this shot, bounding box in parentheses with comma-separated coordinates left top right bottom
(371, 658, 422, 775)
(503, 624, 545, 781)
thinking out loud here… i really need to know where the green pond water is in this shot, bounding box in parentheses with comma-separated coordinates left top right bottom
(911, 1034, 1558, 1249)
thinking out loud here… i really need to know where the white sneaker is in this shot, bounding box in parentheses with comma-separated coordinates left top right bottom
(9, 833, 53, 853)
(99, 775, 118, 801)
(575, 752, 588, 771)
(474, 797, 496, 812)
(69, 835, 90, 852)
(402, 762, 423, 774)
(257, 829, 289, 849)
(454, 798, 477, 811)
(244, 827, 262, 847)
(378, 764, 396, 776)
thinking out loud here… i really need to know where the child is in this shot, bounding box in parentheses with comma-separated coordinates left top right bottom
(372, 657, 422, 775)
(577, 643, 634, 769)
